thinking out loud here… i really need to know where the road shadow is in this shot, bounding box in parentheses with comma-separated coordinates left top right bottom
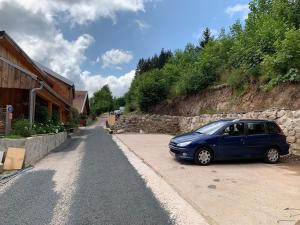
(52, 128, 94, 153)
(67, 126, 174, 225)
(0, 170, 59, 225)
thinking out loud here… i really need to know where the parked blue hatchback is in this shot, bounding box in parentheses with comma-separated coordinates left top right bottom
(169, 119, 290, 165)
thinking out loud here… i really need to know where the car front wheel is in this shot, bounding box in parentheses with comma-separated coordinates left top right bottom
(194, 148, 212, 166)
(265, 147, 280, 164)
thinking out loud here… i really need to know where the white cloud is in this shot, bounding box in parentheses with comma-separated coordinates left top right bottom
(101, 49, 133, 68)
(80, 70, 135, 97)
(135, 19, 151, 30)
(0, 0, 146, 25)
(0, 0, 144, 96)
(226, 4, 250, 19)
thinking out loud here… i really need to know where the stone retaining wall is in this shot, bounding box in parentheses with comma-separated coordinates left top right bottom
(114, 109, 300, 155)
(115, 114, 181, 134)
(0, 132, 67, 167)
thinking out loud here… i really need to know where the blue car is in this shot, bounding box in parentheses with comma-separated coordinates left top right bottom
(169, 119, 290, 165)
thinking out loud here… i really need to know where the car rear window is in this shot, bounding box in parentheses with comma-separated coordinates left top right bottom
(246, 122, 266, 135)
(266, 122, 282, 134)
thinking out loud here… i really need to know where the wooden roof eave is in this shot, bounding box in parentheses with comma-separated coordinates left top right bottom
(0, 56, 38, 81)
(0, 31, 55, 86)
(0, 56, 72, 109)
(42, 82, 72, 109)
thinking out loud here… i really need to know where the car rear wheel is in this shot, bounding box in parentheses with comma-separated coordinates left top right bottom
(194, 148, 212, 166)
(265, 147, 280, 164)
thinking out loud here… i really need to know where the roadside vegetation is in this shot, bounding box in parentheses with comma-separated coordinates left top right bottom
(7, 105, 74, 138)
(124, 0, 300, 113)
(90, 84, 125, 116)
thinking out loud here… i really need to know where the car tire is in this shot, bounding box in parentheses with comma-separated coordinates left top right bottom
(194, 148, 212, 166)
(265, 147, 280, 164)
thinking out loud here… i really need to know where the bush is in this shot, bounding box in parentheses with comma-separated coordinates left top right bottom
(33, 120, 65, 134)
(263, 68, 300, 90)
(11, 119, 32, 137)
(179, 72, 214, 95)
(227, 69, 248, 89)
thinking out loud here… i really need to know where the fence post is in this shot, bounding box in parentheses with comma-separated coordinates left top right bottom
(5, 105, 12, 136)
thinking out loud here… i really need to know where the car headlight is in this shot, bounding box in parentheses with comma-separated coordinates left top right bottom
(177, 141, 192, 147)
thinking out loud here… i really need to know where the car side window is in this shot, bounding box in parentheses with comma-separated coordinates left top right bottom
(266, 122, 282, 134)
(246, 122, 266, 135)
(223, 123, 244, 136)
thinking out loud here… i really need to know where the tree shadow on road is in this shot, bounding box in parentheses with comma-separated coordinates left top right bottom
(67, 127, 174, 225)
(52, 129, 94, 153)
(0, 170, 59, 225)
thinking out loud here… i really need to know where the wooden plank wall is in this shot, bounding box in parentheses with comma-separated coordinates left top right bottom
(0, 60, 37, 89)
(47, 75, 74, 105)
(0, 88, 30, 119)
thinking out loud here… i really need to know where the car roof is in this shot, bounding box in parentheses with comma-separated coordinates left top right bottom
(217, 119, 273, 123)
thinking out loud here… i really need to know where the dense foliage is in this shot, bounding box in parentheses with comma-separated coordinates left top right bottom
(90, 85, 126, 116)
(90, 85, 114, 116)
(125, 0, 300, 112)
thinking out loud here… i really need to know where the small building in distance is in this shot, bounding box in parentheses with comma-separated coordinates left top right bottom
(73, 90, 90, 126)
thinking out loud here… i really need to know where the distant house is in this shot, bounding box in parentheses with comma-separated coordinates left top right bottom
(73, 91, 90, 126)
(0, 31, 74, 134)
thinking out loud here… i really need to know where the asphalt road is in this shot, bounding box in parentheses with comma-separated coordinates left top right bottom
(0, 126, 173, 225)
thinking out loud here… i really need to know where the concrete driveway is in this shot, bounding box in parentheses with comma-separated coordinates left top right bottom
(115, 134, 300, 225)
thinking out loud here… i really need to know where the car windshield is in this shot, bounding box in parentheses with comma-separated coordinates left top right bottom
(195, 121, 228, 135)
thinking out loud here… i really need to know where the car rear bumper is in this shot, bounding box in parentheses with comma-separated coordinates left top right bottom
(279, 143, 290, 155)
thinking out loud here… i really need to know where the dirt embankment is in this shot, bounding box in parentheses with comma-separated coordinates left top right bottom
(150, 84, 300, 116)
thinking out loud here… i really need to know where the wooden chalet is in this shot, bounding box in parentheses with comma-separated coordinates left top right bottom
(0, 31, 75, 133)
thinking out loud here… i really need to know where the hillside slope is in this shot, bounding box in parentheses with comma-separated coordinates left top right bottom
(150, 84, 300, 116)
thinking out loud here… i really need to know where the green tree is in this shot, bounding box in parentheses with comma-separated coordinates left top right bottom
(91, 85, 113, 115)
(113, 96, 126, 110)
(137, 70, 168, 112)
(199, 27, 214, 48)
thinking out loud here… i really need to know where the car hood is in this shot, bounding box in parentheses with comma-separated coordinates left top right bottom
(171, 132, 207, 144)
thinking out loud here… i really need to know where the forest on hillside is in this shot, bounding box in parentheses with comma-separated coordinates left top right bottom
(91, 0, 300, 115)
(125, 0, 300, 112)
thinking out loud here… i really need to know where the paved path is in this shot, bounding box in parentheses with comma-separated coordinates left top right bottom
(0, 126, 172, 225)
(116, 133, 300, 225)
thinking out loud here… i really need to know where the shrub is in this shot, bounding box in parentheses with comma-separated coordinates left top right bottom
(179, 72, 214, 95)
(11, 119, 32, 137)
(33, 120, 65, 134)
(263, 68, 300, 90)
(227, 69, 248, 89)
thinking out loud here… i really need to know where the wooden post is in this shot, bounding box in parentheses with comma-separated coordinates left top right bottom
(5, 105, 12, 135)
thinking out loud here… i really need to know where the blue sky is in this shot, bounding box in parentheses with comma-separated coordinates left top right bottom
(72, 0, 250, 76)
(0, 0, 250, 96)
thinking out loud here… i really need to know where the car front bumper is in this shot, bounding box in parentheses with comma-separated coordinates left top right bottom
(169, 144, 195, 160)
